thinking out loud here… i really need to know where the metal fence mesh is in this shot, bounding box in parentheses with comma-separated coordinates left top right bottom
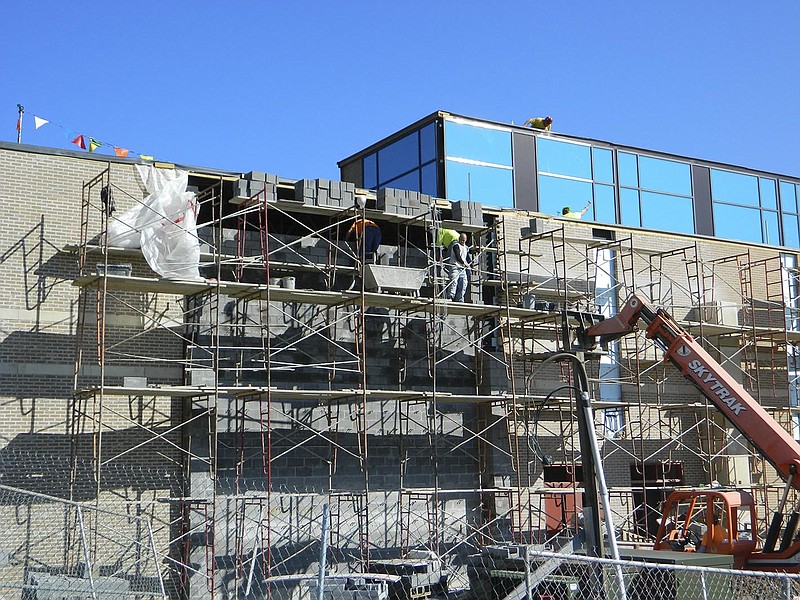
(3, 449, 800, 599)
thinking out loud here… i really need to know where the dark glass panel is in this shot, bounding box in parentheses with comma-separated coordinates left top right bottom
(421, 162, 437, 197)
(377, 131, 419, 184)
(363, 153, 377, 189)
(382, 169, 420, 193)
(420, 123, 437, 163)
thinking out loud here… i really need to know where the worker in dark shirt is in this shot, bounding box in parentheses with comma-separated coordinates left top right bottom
(347, 218, 382, 260)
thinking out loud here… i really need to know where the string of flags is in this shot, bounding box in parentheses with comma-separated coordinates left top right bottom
(15, 104, 155, 161)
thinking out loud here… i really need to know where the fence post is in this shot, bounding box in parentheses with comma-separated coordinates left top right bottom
(317, 503, 330, 600)
(146, 518, 167, 599)
(76, 506, 97, 600)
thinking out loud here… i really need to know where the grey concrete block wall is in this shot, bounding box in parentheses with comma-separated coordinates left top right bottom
(294, 178, 356, 208)
(376, 188, 432, 217)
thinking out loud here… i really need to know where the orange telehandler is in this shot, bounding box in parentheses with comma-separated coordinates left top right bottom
(580, 294, 800, 570)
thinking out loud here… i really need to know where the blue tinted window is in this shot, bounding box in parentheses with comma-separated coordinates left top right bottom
(618, 152, 638, 188)
(536, 138, 591, 179)
(620, 188, 641, 227)
(781, 181, 799, 213)
(446, 160, 513, 206)
(420, 123, 437, 163)
(592, 148, 614, 183)
(760, 178, 777, 209)
(641, 192, 694, 234)
(363, 153, 377, 189)
(639, 156, 692, 196)
(444, 120, 512, 166)
(714, 204, 763, 243)
(382, 170, 420, 193)
(711, 169, 759, 207)
(763, 211, 780, 245)
(378, 131, 419, 183)
(594, 184, 615, 224)
(421, 162, 438, 197)
(784, 214, 800, 248)
(537, 174, 592, 217)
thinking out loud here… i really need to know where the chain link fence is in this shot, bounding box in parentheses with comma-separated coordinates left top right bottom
(0, 483, 164, 599)
(3, 448, 800, 599)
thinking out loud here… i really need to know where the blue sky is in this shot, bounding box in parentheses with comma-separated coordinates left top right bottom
(2, 2, 798, 181)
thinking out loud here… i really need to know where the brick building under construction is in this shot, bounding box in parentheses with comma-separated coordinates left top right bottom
(1, 111, 800, 598)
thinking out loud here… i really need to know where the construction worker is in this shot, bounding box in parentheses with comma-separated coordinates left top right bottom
(524, 116, 553, 131)
(347, 218, 382, 259)
(561, 201, 592, 220)
(436, 227, 460, 251)
(447, 233, 470, 302)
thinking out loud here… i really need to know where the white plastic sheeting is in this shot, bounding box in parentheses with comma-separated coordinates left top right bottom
(107, 164, 201, 280)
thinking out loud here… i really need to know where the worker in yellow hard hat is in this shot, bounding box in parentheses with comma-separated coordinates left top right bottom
(524, 116, 553, 131)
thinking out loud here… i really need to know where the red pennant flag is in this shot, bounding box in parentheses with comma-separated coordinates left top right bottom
(71, 134, 86, 150)
(16, 116, 22, 132)
(114, 147, 130, 158)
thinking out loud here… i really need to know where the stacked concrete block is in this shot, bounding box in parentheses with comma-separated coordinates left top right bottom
(293, 178, 355, 208)
(451, 200, 483, 226)
(376, 188, 432, 217)
(233, 171, 278, 203)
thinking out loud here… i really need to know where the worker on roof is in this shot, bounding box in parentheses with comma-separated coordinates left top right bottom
(347, 218, 382, 260)
(524, 116, 553, 131)
(561, 200, 592, 220)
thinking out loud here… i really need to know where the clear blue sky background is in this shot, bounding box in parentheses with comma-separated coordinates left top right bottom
(2, 2, 798, 181)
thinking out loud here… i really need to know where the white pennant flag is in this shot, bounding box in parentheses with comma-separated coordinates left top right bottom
(34, 116, 49, 129)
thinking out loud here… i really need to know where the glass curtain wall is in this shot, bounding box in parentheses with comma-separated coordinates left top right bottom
(443, 118, 514, 207)
(362, 122, 438, 195)
(618, 153, 694, 234)
(711, 169, 779, 245)
(536, 138, 615, 223)
(781, 181, 800, 248)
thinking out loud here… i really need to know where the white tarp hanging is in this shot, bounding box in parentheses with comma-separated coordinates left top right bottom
(107, 164, 201, 280)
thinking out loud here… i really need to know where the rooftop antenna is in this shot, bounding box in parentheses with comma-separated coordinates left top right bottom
(16, 104, 24, 144)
